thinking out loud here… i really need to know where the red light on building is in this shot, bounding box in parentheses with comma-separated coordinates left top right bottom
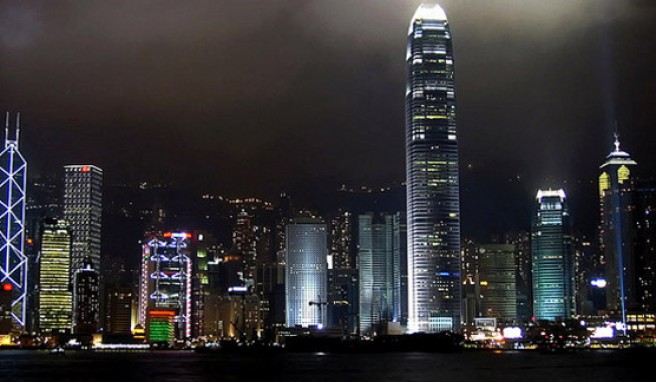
(27, 238, 33, 245)
(163, 232, 172, 238)
(81, 166, 90, 172)
(2, 283, 13, 292)
(186, 233, 192, 239)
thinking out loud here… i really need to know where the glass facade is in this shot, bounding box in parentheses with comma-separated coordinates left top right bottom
(0, 115, 28, 328)
(358, 213, 401, 336)
(285, 219, 327, 328)
(405, 3, 460, 332)
(532, 189, 575, 321)
(38, 219, 72, 333)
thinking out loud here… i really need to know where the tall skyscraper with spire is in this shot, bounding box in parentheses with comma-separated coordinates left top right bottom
(405, 3, 461, 332)
(599, 134, 637, 327)
(0, 113, 28, 329)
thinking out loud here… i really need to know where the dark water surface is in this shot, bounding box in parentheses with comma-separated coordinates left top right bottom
(0, 349, 647, 382)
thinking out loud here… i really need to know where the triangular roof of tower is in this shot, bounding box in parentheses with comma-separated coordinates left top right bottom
(601, 133, 637, 168)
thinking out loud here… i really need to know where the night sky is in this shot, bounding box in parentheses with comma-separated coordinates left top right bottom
(1, 0, 655, 239)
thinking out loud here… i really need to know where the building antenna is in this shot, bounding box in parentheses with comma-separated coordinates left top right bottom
(613, 120, 620, 152)
(15, 112, 20, 144)
(4, 112, 8, 142)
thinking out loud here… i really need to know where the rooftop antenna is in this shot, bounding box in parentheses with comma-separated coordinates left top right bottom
(613, 121, 620, 152)
(4, 112, 8, 142)
(15, 112, 20, 143)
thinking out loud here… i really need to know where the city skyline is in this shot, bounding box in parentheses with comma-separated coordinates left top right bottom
(1, 1, 656, 240)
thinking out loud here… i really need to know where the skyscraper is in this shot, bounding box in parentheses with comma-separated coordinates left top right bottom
(358, 213, 402, 335)
(0, 113, 28, 329)
(74, 255, 100, 334)
(478, 244, 517, 322)
(38, 218, 73, 333)
(405, 3, 461, 332)
(532, 189, 575, 321)
(285, 218, 327, 328)
(63, 165, 103, 273)
(598, 135, 637, 325)
(139, 232, 192, 339)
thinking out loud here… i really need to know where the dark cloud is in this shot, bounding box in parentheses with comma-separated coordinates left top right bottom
(1, 0, 654, 239)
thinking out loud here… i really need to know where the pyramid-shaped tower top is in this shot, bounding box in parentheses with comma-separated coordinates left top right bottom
(601, 132, 637, 168)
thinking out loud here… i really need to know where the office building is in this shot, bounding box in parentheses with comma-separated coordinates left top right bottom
(285, 218, 327, 328)
(63, 165, 102, 273)
(38, 218, 73, 333)
(358, 213, 402, 335)
(405, 3, 461, 332)
(74, 255, 100, 334)
(139, 232, 192, 339)
(0, 113, 28, 329)
(478, 244, 517, 322)
(532, 189, 575, 321)
(599, 135, 637, 323)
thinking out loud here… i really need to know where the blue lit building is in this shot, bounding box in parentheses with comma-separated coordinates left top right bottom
(532, 189, 575, 321)
(285, 218, 327, 328)
(405, 3, 461, 332)
(0, 113, 28, 329)
(358, 213, 401, 336)
(598, 135, 637, 326)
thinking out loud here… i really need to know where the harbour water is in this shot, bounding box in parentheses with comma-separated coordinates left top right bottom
(0, 349, 648, 382)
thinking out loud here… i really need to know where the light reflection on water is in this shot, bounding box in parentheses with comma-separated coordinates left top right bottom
(0, 349, 646, 382)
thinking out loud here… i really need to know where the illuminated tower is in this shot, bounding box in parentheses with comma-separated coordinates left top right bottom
(38, 218, 73, 333)
(599, 134, 637, 326)
(405, 3, 460, 332)
(285, 218, 327, 328)
(0, 113, 28, 329)
(139, 232, 193, 339)
(532, 189, 575, 321)
(63, 165, 102, 274)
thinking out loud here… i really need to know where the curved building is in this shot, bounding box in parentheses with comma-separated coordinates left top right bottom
(405, 3, 461, 333)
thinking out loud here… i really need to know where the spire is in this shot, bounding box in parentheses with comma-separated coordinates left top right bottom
(613, 131, 620, 152)
(4, 112, 8, 143)
(15, 112, 20, 144)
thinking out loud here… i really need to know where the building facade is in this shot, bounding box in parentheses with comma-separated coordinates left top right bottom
(139, 232, 192, 339)
(285, 219, 327, 328)
(358, 213, 402, 335)
(532, 189, 575, 321)
(63, 165, 102, 272)
(599, 136, 637, 323)
(38, 218, 72, 333)
(74, 255, 100, 334)
(478, 244, 517, 322)
(405, 3, 461, 332)
(0, 113, 28, 329)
